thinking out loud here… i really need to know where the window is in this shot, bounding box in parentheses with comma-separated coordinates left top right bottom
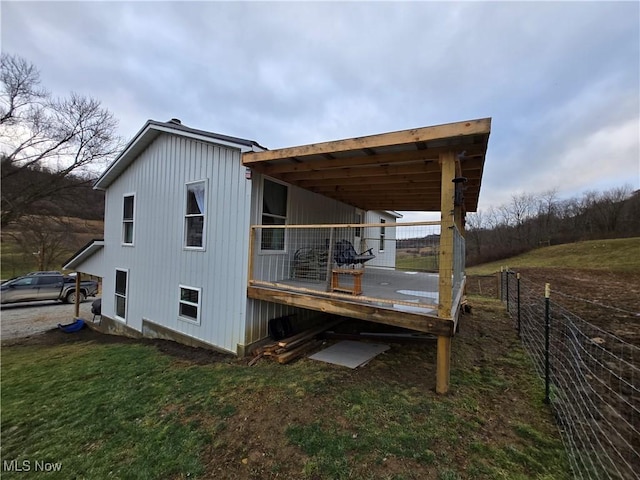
(185, 181, 206, 248)
(178, 286, 201, 324)
(354, 213, 362, 238)
(379, 218, 386, 252)
(115, 269, 128, 321)
(122, 195, 135, 245)
(261, 179, 288, 251)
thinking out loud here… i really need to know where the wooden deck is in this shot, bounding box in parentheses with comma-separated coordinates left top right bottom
(248, 268, 456, 337)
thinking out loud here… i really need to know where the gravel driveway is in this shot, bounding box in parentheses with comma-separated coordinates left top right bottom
(1, 299, 98, 341)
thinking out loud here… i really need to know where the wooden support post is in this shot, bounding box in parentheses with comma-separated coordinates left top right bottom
(436, 336, 452, 394)
(436, 150, 456, 394)
(325, 227, 335, 292)
(247, 227, 256, 286)
(438, 150, 456, 319)
(74, 272, 81, 318)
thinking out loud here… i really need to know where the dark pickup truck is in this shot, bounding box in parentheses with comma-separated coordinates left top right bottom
(1, 271, 99, 305)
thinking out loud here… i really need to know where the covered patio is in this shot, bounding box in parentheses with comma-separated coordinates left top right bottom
(242, 117, 491, 392)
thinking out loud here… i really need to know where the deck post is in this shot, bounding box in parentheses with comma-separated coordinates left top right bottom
(74, 272, 81, 318)
(436, 336, 452, 393)
(325, 227, 335, 292)
(437, 150, 456, 394)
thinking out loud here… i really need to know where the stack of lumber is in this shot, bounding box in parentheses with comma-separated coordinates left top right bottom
(250, 319, 342, 365)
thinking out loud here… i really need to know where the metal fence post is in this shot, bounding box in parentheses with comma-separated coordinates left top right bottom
(506, 268, 510, 313)
(517, 273, 521, 339)
(544, 282, 551, 405)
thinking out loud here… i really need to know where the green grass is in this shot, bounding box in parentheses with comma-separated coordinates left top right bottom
(468, 237, 640, 275)
(396, 254, 438, 271)
(1, 302, 570, 479)
(1, 240, 38, 280)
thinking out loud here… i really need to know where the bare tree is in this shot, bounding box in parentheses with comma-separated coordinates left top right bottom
(1, 53, 123, 227)
(8, 215, 74, 271)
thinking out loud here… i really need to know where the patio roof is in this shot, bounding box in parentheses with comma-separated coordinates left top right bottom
(242, 118, 491, 212)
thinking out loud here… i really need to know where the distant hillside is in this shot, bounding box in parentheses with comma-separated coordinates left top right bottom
(467, 237, 640, 275)
(1, 216, 104, 279)
(1, 159, 105, 222)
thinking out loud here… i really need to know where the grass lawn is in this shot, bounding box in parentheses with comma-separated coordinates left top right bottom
(468, 237, 640, 275)
(1, 297, 569, 479)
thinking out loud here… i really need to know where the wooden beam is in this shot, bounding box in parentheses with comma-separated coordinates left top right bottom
(436, 336, 452, 394)
(251, 144, 486, 175)
(326, 193, 443, 205)
(309, 179, 446, 193)
(247, 286, 454, 336)
(74, 272, 81, 318)
(242, 118, 491, 164)
(438, 151, 456, 320)
(297, 174, 439, 188)
(279, 161, 441, 183)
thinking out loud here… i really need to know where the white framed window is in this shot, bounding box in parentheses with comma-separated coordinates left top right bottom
(184, 180, 207, 249)
(122, 194, 135, 245)
(114, 268, 128, 321)
(178, 285, 201, 324)
(261, 178, 288, 252)
(379, 218, 386, 252)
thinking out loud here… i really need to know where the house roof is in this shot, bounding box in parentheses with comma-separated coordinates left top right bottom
(94, 119, 266, 190)
(242, 118, 491, 212)
(63, 239, 104, 271)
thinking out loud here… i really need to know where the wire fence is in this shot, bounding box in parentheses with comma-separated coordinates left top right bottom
(499, 270, 640, 480)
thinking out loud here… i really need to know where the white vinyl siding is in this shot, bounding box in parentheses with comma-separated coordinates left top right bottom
(178, 285, 201, 324)
(260, 178, 288, 252)
(185, 180, 207, 249)
(122, 194, 135, 245)
(114, 268, 128, 321)
(101, 133, 252, 353)
(364, 211, 398, 268)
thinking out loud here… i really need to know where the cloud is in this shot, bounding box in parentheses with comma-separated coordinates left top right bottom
(2, 1, 638, 214)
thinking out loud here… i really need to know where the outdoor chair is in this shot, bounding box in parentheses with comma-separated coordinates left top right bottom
(334, 240, 375, 267)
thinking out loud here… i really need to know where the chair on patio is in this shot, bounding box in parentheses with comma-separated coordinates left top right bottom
(334, 240, 375, 268)
(292, 247, 329, 280)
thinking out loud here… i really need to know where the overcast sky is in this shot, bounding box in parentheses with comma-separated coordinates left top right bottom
(2, 1, 639, 222)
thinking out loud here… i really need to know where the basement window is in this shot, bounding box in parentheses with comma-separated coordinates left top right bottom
(115, 268, 128, 321)
(178, 285, 201, 324)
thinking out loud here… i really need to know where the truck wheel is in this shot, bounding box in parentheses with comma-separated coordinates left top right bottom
(66, 291, 85, 304)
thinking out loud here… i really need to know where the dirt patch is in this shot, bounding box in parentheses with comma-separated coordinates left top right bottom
(468, 268, 640, 345)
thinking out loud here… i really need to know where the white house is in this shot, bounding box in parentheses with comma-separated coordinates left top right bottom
(64, 118, 400, 355)
(65, 116, 491, 393)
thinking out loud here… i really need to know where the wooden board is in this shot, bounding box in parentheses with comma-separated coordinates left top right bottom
(247, 286, 454, 337)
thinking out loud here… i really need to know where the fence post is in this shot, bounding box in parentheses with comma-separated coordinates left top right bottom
(544, 282, 551, 405)
(506, 268, 510, 313)
(498, 267, 503, 301)
(325, 227, 335, 292)
(517, 273, 521, 339)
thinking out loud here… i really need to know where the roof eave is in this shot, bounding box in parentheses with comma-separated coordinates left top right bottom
(63, 240, 105, 271)
(94, 120, 265, 190)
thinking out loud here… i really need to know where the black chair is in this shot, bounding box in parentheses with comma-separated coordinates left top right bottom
(334, 240, 375, 267)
